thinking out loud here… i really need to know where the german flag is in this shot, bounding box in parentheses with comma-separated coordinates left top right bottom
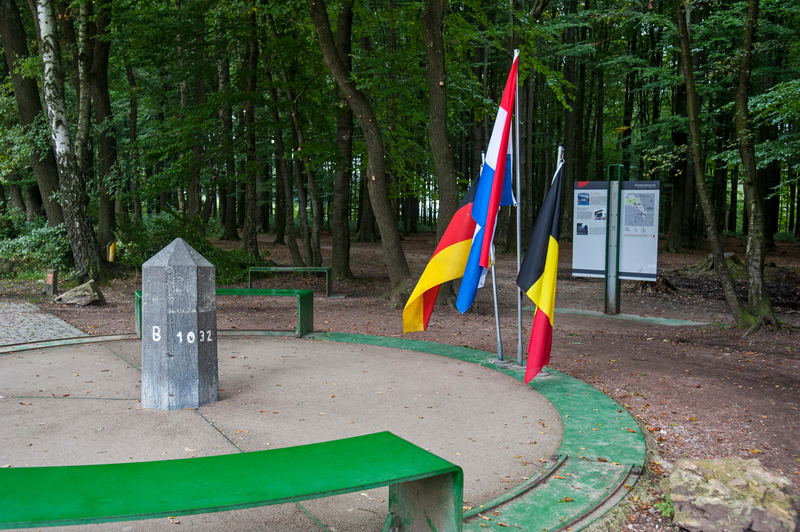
(516, 162, 564, 383)
(403, 177, 479, 333)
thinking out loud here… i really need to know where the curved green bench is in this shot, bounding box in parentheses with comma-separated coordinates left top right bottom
(0, 432, 462, 531)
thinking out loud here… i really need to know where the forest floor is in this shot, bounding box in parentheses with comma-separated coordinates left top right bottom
(3, 232, 799, 531)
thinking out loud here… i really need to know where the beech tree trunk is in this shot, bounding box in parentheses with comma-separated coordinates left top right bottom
(265, 69, 304, 266)
(36, 0, 106, 281)
(560, 0, 578, 239)
(187, 15, 206, 220)
(331, 0, 355, 281)
(242, 15, 259, 260)
(217, 51, 240, 241)
(421, 0, 459, 245)
(90, 0, 117, 249)
(733, 0, 778, 328)
(268, 14, 322, 266)
(0, 0, 64, 226)
(675, 0, 751, 326)
(308, 0, 411, 293)
(125, 65, 142, 220)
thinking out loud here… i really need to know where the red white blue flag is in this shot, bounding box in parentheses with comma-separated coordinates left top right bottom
(457, 51, 519, 313)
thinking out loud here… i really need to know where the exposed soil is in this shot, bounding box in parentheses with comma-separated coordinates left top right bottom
(3, 233, 799, 532)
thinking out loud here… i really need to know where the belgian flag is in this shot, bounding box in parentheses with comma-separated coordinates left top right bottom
(403, 177, 479, 333)
(516, 162, 564, 383)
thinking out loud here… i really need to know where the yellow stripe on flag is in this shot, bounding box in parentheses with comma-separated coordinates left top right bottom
(403, 239, 474, 333)
(524, 237, 559, 326)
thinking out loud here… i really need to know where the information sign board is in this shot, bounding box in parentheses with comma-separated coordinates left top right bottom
(572, 181, 660, 281)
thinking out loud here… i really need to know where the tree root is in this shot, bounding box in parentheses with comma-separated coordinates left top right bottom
(742, 314, 797, 336)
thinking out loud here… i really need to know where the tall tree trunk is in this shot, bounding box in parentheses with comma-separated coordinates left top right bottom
(594, 67, 604, 181)
(665, 66, 688, 252)
(733, 0, 777, 328)
(308, 0, 411, 294)
(291, 147, 314, 264)
(218, 52, 240, 241)
(242, 15, 259, 260)
(74, 1, 91, 178)
(676, 0, 751, 326)
(575, 34, 587, 183)
(330, 0, 354, 280)
(421, 0, 459, 245)
(265, 70, 304, 265)
(186, 17, 206, 220)
(712, 117, 730, 233)
(90, 0, 117, 249)
(0, 0, 64, 226)
(728, 165, 739, 232)
(55, 0, 79, 98)
(355, 175, 377, 242)
(789, 179, 796, 236)
(36, 0, 106, 281)
(559, 0, 578, 239)
(266, 15, 321, 266)
(621, 32, 637, 176)
(273, 151, 287, 244)
(25, 186, 44, 220)
(421, 0, 460, 303)
(125, 65, 143, 220)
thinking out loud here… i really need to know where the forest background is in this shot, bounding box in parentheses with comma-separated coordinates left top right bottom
(0, 0, 798, 328)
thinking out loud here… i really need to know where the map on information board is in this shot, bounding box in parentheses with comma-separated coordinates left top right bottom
(624, 193, 656, 228)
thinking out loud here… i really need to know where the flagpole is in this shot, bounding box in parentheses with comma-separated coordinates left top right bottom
(490, 246, 507, 363)
(513, 50, 524, 368)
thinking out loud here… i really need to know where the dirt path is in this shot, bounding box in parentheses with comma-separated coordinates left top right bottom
(4, 232, 799, 531)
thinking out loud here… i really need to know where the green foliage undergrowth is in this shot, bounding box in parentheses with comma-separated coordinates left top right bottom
(654, 493, 674, 519)
(116, 212, 265, 285)
(0, 210, 72, 276)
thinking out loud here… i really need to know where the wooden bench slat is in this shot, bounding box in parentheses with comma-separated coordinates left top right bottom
(0, 432, 462, 529)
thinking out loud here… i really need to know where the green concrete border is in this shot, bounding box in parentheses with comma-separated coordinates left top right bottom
(306, 332, 646, 531)
(3, 330, 646, 531)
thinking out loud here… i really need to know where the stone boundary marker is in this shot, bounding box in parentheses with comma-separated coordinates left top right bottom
(141, 238, 218, 411)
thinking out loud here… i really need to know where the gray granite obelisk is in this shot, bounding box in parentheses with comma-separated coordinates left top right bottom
(141, 238, 218, 410)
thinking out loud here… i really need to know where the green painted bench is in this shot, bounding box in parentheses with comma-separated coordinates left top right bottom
(0, 431, 463, 531)
(248, 266, 332, 297)
(135, 288, 313, 339)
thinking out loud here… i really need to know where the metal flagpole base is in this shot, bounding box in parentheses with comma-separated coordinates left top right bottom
(510, 364, 525, 371)
(494, 358, 512, 365)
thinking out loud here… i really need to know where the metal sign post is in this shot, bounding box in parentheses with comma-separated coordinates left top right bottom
(604, 165, 624, 314)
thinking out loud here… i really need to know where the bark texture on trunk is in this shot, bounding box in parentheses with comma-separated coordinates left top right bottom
(242, 17, 259, 260)
(265, 70, 304, 266)
(36, 0, 105, 281)
(218, 54, 240, 241)
(560, 0, 578, 240)
(90, 0, 117, 249)
(733, 0, 777, 328)
(676, 0, 750, 326)
(0, 0, 64, 226)
(421, 0, 459, 246)
(308, 0, 411, 292)
(330, 0, 355, 281)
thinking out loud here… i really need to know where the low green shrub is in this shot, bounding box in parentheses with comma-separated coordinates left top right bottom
(0, 219, 72, 275)
(116, 212, 265, 285)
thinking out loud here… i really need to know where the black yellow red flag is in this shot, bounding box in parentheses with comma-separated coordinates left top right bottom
(516, 161, 563, 383)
